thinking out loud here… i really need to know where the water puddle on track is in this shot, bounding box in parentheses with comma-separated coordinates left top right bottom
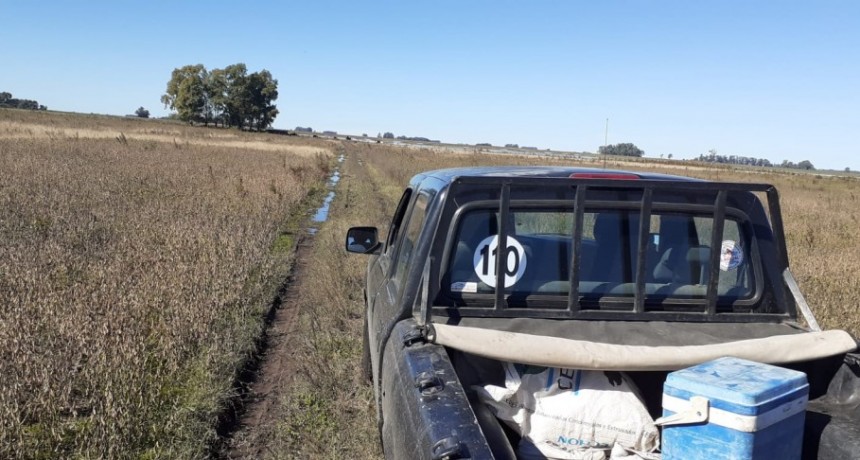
(307, 153, 345, 234)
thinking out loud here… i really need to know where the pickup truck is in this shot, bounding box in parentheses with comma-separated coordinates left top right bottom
(345, 166, 859, 459)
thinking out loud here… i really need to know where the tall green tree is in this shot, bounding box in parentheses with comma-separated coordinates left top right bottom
(206, 68, 228, 126)
(161, 64, 208, 123)
(220, 63, 249, 128)
(797, 160, 815, 171)
(245, 70, 279, 130)
(161, 63, 279, 129)
(212, 64, 279, 130)
(598, 143, 644, 157)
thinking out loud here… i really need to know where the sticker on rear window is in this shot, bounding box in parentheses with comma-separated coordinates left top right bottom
(450, 281, 478, 293)
(473, 235, 527, 288)
(720, 240, 744, 271)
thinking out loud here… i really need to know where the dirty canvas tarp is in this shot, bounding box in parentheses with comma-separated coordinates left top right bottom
(431, 322, 856, 371)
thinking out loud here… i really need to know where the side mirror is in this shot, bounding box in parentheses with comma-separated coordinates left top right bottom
(346, 226, 380, 254)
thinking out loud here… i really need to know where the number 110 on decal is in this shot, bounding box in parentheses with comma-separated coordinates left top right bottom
(472, 235, 528, 288)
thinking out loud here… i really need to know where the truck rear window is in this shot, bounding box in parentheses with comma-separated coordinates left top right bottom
(443, 207, 755, 308)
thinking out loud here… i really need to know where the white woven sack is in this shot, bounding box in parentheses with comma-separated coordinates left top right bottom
(475, 363, 659, 460)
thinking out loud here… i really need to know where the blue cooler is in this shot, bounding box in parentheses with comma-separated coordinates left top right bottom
(660, 357, 809, 460)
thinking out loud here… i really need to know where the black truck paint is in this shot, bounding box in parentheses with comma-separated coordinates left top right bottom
(346, 166, 860, 459)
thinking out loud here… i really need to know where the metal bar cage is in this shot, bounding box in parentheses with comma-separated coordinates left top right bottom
(431, 177, 788, 323)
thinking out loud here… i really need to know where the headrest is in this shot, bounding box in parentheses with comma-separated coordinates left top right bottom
(686, 246, 711, 264)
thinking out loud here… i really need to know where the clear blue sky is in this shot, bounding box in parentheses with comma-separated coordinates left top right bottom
(2, 1, 858, 170)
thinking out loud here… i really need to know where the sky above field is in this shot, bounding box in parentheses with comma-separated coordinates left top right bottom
(2, 1, 858, 170)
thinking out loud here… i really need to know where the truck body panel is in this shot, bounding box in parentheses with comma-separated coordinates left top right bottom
(346, 166, 859, 459)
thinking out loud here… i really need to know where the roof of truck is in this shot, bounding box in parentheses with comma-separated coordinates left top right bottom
(419, 166, 703, 183)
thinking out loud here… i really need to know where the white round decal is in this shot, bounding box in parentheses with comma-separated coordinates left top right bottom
(473, 235, 527, 288)
(720, 240, 744, 271)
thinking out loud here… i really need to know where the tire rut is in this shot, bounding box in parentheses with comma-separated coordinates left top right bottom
(220, 234, 315, 459)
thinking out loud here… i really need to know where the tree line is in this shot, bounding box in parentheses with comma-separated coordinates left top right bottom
(696, 151, 814, 170)
(599, 143, 644, 157)
(0, 92, 46, 110)
(161, 63, 278, 130)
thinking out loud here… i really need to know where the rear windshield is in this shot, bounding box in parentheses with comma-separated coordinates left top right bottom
(442, 206, 756, 308)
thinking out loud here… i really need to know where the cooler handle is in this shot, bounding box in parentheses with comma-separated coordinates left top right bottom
(654, 396, 709, 427)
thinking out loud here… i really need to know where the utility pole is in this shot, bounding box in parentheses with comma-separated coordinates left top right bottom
(603, 118, 609, 169)
(604, 118, 609, 146)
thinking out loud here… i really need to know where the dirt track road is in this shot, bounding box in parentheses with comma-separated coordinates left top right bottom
(222, 146, 381, 459)
(226, 234, 314, 458)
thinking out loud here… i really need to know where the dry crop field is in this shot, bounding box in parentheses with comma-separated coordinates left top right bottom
(0, 109, 333, 458)
(2, 109, 858, 458)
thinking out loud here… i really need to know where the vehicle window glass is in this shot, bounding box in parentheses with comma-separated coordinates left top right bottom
(385, 189, 412, 253)
(690, 216, 751, 298)
(443, 207, 754, 304)
(392, 194, 429, 287)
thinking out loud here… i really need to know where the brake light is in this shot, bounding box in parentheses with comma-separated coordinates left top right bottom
(569, 173, 640, 180)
